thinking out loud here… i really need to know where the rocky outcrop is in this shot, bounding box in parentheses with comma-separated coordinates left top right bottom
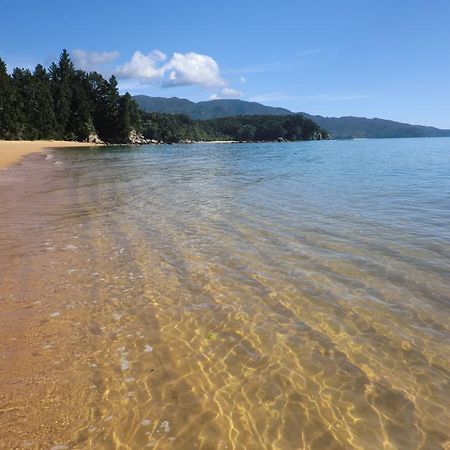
(87, 133, 105, 144)
(128, 129, 159, 145)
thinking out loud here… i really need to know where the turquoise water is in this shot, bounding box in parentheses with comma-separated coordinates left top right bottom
(1, 137, 449, 448)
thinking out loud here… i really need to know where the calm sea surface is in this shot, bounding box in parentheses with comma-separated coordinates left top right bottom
(0, 138, 449, 449)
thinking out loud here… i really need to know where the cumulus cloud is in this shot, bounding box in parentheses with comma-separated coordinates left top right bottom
(116, 50, 167, 82)
(72, 49, 120, 71)
(114, 50, 227, 89)
(209, 87, 244, 100)
(163, 52, 225, 87)
(111, 49, 242, 96)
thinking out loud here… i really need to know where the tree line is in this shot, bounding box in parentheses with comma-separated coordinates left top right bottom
(0, 50, 140, 143)
(140, 112, 328, 143)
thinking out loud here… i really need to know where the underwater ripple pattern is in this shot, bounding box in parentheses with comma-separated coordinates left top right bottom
(0, 138, 449, 449)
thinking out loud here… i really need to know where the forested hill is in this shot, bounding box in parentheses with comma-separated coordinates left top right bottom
(140, 112, 328, 143)
(134, 95, 450, 139)
(133, 96, 292, 119)
(0, 50, 140, 143)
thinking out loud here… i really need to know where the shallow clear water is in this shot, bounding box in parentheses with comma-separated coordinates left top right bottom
(0, 138, 449, 449)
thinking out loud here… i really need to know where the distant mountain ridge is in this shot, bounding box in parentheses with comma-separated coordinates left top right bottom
(133, 95, 450, 139)
(133, 96, 292, 120)
(301, 114, 450, 139)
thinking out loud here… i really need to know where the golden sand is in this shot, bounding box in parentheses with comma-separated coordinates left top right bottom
(0, 140, 100, 169)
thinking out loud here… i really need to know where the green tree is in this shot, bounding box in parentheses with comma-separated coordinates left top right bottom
(49, 49, 75, 138)
(31, 64, 57, 138)
(11, 67, 34, 139)
(67, 71, 93, 140)
(0, 58, 19, 139)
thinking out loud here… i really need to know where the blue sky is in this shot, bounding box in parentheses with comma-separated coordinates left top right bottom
(1, 0, 449, 128)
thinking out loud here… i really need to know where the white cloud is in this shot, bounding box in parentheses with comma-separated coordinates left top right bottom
(240, 76, 246, 84)
(209, 87, 244, 100)
(116, 50, 167, 82)
(163, 52, 225, 87)
(113, 49, 242, 95)
(72, 49, 120, 71)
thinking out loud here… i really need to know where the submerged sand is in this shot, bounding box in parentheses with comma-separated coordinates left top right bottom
(0, 140, 100, 169)
(1, 141, 449, 449)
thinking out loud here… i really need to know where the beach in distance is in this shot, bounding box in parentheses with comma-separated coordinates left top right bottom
(1, 138, 449, 448)
(0, 141, 100, 169)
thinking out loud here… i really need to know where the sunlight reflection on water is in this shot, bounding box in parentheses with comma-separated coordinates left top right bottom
(0, 138, 449, 449)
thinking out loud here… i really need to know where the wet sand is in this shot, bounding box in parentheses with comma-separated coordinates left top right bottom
(0, 141, 100, 169)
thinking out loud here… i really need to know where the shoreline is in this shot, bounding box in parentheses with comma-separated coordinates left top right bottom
(0, 140, 102, 169)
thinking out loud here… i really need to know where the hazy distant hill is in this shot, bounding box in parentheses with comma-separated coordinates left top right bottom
(301, 114, 450, 139)
(133, 95, 450, 139)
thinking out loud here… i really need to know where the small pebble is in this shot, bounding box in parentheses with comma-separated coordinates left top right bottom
(120, 355, 129, 371)
(160, 420, 171, 433)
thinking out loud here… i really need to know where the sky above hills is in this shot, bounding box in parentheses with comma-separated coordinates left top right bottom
(1, 0, 449, 128)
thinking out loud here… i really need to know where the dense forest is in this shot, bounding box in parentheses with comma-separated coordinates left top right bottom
(199, 115, 327, 141)
(140, 112, 211, 143)
(0, 50, 327, 144)
(140, 112, 328, 143)
(0, 50, 140, 143)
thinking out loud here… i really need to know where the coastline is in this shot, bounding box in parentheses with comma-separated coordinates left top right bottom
(0, 140, 102, 169)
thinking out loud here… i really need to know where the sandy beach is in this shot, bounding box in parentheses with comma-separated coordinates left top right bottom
(0, 140, 100, 169)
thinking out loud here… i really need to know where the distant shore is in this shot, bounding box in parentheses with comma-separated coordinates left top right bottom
(0, 141, 102, 169)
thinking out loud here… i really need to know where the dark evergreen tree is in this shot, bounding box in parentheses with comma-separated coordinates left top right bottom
(116, 93, 141, 142)
(31, 64, 57, 138)
(49, 49, 75, 138)
(0, 58, 18, 139)
(67, 70, 93, 141)
(89, 73, 121, 142)
(11, 67, 34, 139)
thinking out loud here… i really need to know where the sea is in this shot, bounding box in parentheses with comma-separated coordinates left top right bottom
(0, 137, 449, 449)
